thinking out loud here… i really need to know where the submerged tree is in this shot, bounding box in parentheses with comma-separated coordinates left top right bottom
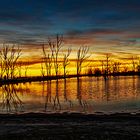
(62, 48, 71, 77)
(112, 61, 121, 74)
(131, 56, 137, 72)
(42, 44, 52, 76)
(40, 60, 45, 77)
(24, 62, 29, 77)
(100, 60, 104, 74)
(76, 46, 90, 76)
(104, 53, 111, 76)
(42, 34, 63, 77)
(0, 44, 21, 79)
(48, 34, 63, 76)
(18, 61, 22, 78)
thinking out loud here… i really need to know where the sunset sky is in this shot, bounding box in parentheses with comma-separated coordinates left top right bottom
(0, 0, 140, 75)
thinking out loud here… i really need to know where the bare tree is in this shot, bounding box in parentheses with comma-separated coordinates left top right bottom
(24, 63, 29, 77)
(123, 66, 128, 72)
(18, 61, 22, 78)
(100, 60, 104, 74)
(76, 46, 90, 76)
(48, 34, 63, 76)
(62, 48, 71, 77)
(42, 35, 63, 77)
(0, 44, 21, 79)
(131, 56, 137, 72)
(112, 61, 121, 74)
(40, 60, 45, 77)
(104, 53, 111, 76)
(42, 44, 52, 76)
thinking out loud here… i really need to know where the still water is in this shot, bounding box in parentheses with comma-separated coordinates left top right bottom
(0, 76, 140, 114)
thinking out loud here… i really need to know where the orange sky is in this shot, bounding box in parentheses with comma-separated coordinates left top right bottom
(13, 38, 139, 76)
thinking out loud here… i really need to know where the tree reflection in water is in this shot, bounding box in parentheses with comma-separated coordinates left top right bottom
(64, 79, 73, 109)
(45, 79, 62, 111)
(45, 80, 52, 111)
(0, 76, 138, 113)
(104, 79, 110, 102)
(0, 84, 23, 112)
(53, 79, 61, 110)
(44, 78, 89, 112)
(77, 77, 88, 112)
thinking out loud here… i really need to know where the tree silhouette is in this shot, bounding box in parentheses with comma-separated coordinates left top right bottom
(0, 44, 21, 79)
(48, 34, 63, 76)
(62, 48, 71, 78)
(104, 53, 111, 76)
(42, 44, 52, 76)
(76, 46, 90, 75)
(112, 62, 121, 74)
(131, 56, 137, 72)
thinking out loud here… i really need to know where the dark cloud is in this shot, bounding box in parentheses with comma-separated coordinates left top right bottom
(65, 28, 124, 37)
(0, 0, 139, 46)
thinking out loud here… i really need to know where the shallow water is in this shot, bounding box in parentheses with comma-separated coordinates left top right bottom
(0, 76, 140, 113)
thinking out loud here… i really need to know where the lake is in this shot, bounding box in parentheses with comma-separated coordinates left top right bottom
(0, 76, 140, 114)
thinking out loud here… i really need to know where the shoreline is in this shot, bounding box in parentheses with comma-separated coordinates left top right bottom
(0, 112, 140, 139)
(0, 73, 139, 85)
(0, 111, 140, 122)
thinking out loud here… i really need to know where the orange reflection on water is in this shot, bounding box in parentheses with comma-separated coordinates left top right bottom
(0, 76, 140, 113)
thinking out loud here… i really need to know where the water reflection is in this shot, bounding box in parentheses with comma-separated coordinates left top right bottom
(0, 76, 140, 113)
(0, 84, 23, 112)
(77, 77, 88, 112)
(44, 80, 52, 111)
(63, 79, 73, 109)
(53, 79, 61, 110)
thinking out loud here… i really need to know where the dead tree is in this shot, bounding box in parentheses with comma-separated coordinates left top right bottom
(76, 46, 90, 76)
(0, 44, 21, 79)
(42, 35, 63, 77)
(62, 48, 71, 78)
(131, 56, 137, 72)
(48, 34, 63, 76)
(24, 63, 29, 77)
(100, 60, 104, 74)
(104, 53, 111, 76)
(112, 62, 121, 74)
(42, 44, 52, 76)
(40, 60, 45, 77)
(18, 61, 22, 78)
(123, 66, 128, 72)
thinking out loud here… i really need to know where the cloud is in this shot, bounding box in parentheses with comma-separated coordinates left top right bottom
(65, 28, 124, 37)
(0, 0, 139, 51)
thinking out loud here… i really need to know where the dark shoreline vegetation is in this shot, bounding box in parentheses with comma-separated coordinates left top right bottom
(0, 112, 140, 140)
(0, 72, 140, 86)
